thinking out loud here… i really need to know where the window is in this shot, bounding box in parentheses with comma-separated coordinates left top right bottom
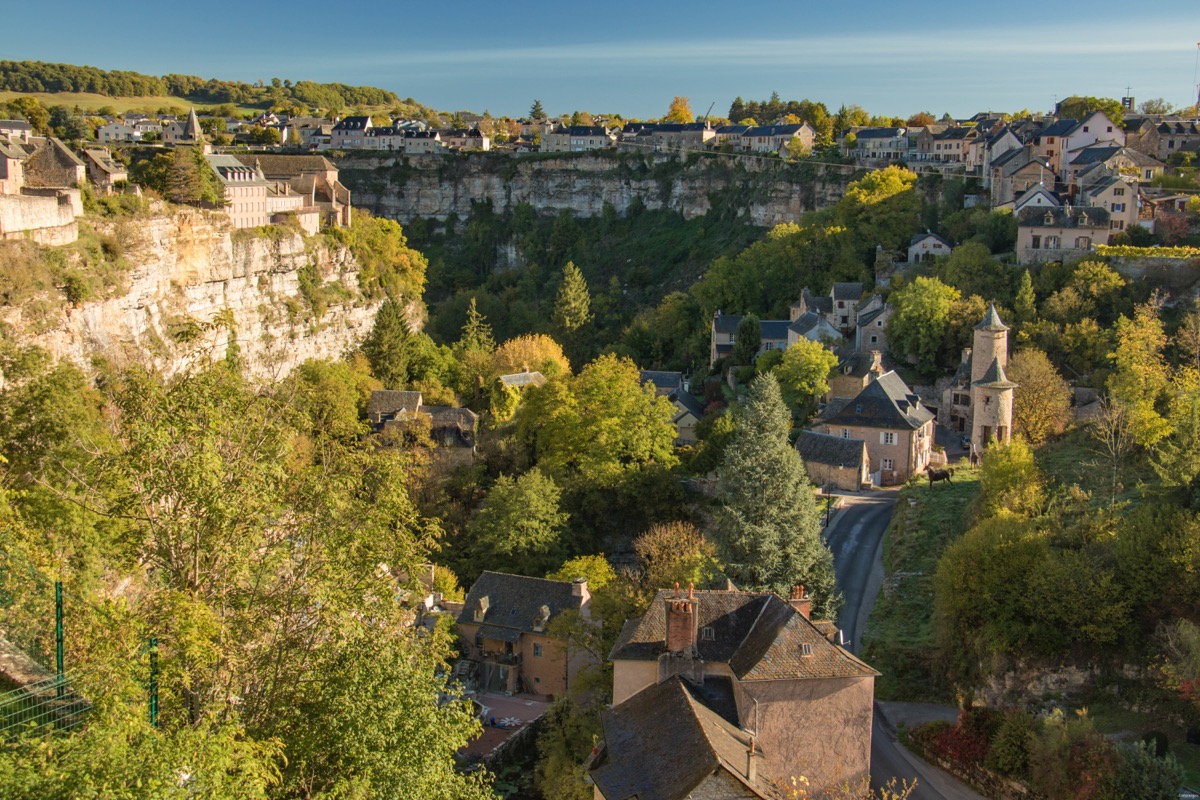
(1107, 126, 1112, 132)
(881, 432, 896, 445)
(533, 643, 543, 657)
(801, 644, 813, 656)
(841, 428, 850, 439)
(1046, 236, 1061, 249)
(870, 335, 879, 344)
(855, 404, 863, 414)
(1114, 187, 1125, 196)
(474, 633, 483, 648)
(764, 341, 773, 350)
(701, 626, 715, 641)
(881, 458, 895, 471)
(1031, 235, 1042, 249)
(877, 320, 883, 327)
(1075, 237, 1091, 250)
(1112, 203, 1124, 212)
(473, 609, 484, 623)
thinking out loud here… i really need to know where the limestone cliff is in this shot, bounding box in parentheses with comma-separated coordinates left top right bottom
(338, 152, 852, 226)
(1, 207, 386, 379)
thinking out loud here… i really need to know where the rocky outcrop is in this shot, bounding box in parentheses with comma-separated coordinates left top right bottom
(338, 152, 853, 227)
(1, 207, 385, 379)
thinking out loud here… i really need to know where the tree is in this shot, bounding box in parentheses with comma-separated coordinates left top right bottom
(467, 468, 568, 578)
(1012, 269, 1037, 328)
(634, 521, 725, 591)
(773, 337, 838, 412)
(530, 99, 547, 120)
(906, 112, 936, 127)
(1176, 299, 1200, 371)
(548, 554, 616, 590)
(1139, 98, 1175, 115)
(1107, 298, 1172, 448)
(492, 334, 571, 378)
(731, 314, 761, 366)
(361, 298, 413, 388)
(937, 241, 1008, 301)
(1091, 397, 1136, 509)
(1007, 349, 1071, 445)
(1056, 95, 1125, 126)
(711, 374, 838, 613)
(665, 96, 694, 123)
(552, 261, 592, 334)
(887, 277, 961, 374)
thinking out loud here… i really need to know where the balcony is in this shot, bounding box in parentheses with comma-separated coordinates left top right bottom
(480, 650, 522, 667)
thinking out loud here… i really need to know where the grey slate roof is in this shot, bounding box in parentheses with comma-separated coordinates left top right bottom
(853, 127, 906, 139)
(788, 310, 822, 336)
(639, 370, 683, 395)
(856, 305, 887, 330)
(759, 319, 790, 341)
(832, 282, 864, 302)
(910, 232, 953, 248)
(458, 571, 586, 636)
(796, 431, 868, 469)
(333, 116, 371, 131)
(670, 388, 706, 420)
(591, 675, 771, 800)
(822, 371, 934, 431)
(802, 288, 833, 315)
(974, 356, 1018, 389)
(974, 304, 1008, 332)
(366, 390, 422, 421)
(1037, 119, 1077, 138)
(609, 590, 877, 682)
(712, 313, 742, 335)
(1017, 205, 1110, 229)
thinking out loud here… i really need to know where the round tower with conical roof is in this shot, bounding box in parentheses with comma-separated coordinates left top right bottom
(969, 304, 1016, 451)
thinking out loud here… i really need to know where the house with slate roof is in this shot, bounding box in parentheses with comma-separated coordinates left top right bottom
(1016, 203, 1110, 264)
(82, 148, 127, 194)
(1065, 144, 1163, 188)
(233, 155, 351, 228)
(1079, 175, 1140, 234)
(989, 146, 1056, 208)
(541, 124, 615, 152)
(817, 370, 934, 485)
(597, 585, 877, 799)
(163, 108, 205, 147)
(639, 370, 706, 444)
(908, 231, 953, 263)
(796, 430, 870, 491)
(740, 123, 815, 156)
(0, 120, 33, 144)
(330, 116, 372, 149)
(366, 389, 478, 459)
(709, 311, 792, 366)
(456, 571, 592, 698)
(845, 126, 908, 161)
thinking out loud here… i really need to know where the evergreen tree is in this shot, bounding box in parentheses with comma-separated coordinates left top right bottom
(530, 99, 547, 120)
(458, 297, 495, 354)
(711, 374, 838, 613)
(731, 314, 761, 366)
(552, 262, 592, 334)
(164, 146, 203, 205)
(1013, 269, 1037, 327)
(362, 299, 412, 389)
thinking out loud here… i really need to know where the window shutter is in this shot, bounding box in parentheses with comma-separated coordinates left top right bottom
(880, 432, 887, 444)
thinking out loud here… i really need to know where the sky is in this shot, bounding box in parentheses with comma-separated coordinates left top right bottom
(4, 1, 1200, 119)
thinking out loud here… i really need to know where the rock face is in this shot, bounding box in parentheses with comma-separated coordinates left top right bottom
(338, 152, 852, 227)
(1, 208, 385, 380)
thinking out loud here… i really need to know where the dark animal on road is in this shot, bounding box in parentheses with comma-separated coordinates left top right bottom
(928, 467, 954, 487)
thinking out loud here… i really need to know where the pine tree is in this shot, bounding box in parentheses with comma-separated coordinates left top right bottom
(1013, 269, 1037, 326)
(458, 297, 495, 354)
(165, 146, 203, 205)
(530, 99, 547, 120)
(362, 299, 412, 389)
(552, 262, 592, 334)
(711, 374, 838, 613)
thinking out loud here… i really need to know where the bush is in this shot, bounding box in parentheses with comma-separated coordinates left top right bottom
(986, 709, 1037, 777)
(1102, 741, 1183, 800)
(1141, 730, 1169, 758)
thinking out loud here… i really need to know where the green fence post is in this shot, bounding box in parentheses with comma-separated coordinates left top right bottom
(149, 637, 158, 728)
(55, 580, 64, 701)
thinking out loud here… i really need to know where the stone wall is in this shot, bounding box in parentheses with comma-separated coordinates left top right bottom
(0, 207, 390, 380)
(0, 192, 78, 245)
(337, 152, 853, 227)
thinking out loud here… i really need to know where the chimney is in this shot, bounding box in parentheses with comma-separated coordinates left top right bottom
(961, 346, 972, 365)
(788, 585, 811, 620)
(746, 737, 758, 783)
(870, 350, 883, 375)
(665, 583, 699, 653)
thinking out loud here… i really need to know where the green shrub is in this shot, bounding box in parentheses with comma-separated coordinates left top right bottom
(986, 709, 1037, 777)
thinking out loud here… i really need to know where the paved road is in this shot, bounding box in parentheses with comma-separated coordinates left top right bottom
(823, 492, 986, 800)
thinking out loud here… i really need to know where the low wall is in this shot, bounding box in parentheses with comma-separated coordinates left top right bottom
(0, 193, 78, 244)
(1106, 255, 1200, 288)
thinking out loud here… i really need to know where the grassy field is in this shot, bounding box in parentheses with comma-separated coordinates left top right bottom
(0, 91, 262, 115)
(1086, 701, 1200, 787)
(861, 464, 982, 702)
(1034, 424, 1160, 508)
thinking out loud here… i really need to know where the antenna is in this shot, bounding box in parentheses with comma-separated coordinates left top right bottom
(701, 101, 715, 124)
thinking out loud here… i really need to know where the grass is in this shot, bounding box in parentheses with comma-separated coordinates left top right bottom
(1034, 425, 1159, 509)
(861, 464, 982, 702)
(0, 90, 266, 116)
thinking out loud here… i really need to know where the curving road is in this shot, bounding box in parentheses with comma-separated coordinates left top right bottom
(823, 491, 985, 800)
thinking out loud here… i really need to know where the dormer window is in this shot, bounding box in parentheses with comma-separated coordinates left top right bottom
(701, 626, 715, 641)
(855, 404, 863, 414)
(1044, 211, 1054, 226)
(802, 644, 813, 656)
(474, 609, 485, 622)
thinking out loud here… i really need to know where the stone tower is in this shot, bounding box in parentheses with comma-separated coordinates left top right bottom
(969, 304, 1016, 451)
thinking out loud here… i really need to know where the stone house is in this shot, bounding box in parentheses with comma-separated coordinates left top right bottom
(846, 127, 908, 161)
(1016, 204, 1110, 264)
(648, 122, 715, 152)
(709, 312, 792, 366)
(917, 125, 975, 163)
(596, 586, 878, 799)
(541, 124, 615, 152)
(1078, 176, 1140, 233)
(82, 148, 127, 193)
(826, 349, 885, 402)
(330, 116, 372, 149)
(989, 146, 1056, 208)
(233, 155, 351, 228)
(97, 122, 138, 144)
(162, 108, 204, 146)
(817, 371, 935, 485)
(366, 389, 477, 460)
(854, 299, 891, 352)
(796, 430, 870, 491)
(206, 155, 269, 228)
(1065, 145, 1164, 188)
(740, 123, 815, 155)
(639, 370, 706, 445)
(940, 305, 1016, 453)
(0, 137, 27, 195)
(1150, 119, 1200, 161)
(908, 231, 953, 263)
(456, 571, 592, 699)
(0, 119, 33, 144)
(439, 127, 490, 152)
(24, 138, 87, 191)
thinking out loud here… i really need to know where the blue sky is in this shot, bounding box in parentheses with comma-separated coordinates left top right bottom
(4, 1, 1199, 118)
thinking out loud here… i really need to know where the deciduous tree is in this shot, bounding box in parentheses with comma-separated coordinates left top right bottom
(467, 468, 568, 578)
(1007, 349, 1071, 445)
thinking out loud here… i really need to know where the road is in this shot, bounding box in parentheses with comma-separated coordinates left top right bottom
(823, 492, 986, 800)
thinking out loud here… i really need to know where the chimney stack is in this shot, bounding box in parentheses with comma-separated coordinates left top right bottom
(665, 582, 699, 654)
(870, 350, 883, 375)
(788, 585, 811, 620)
(746, 737, 758, 783)
(961, 346, 972, 365)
